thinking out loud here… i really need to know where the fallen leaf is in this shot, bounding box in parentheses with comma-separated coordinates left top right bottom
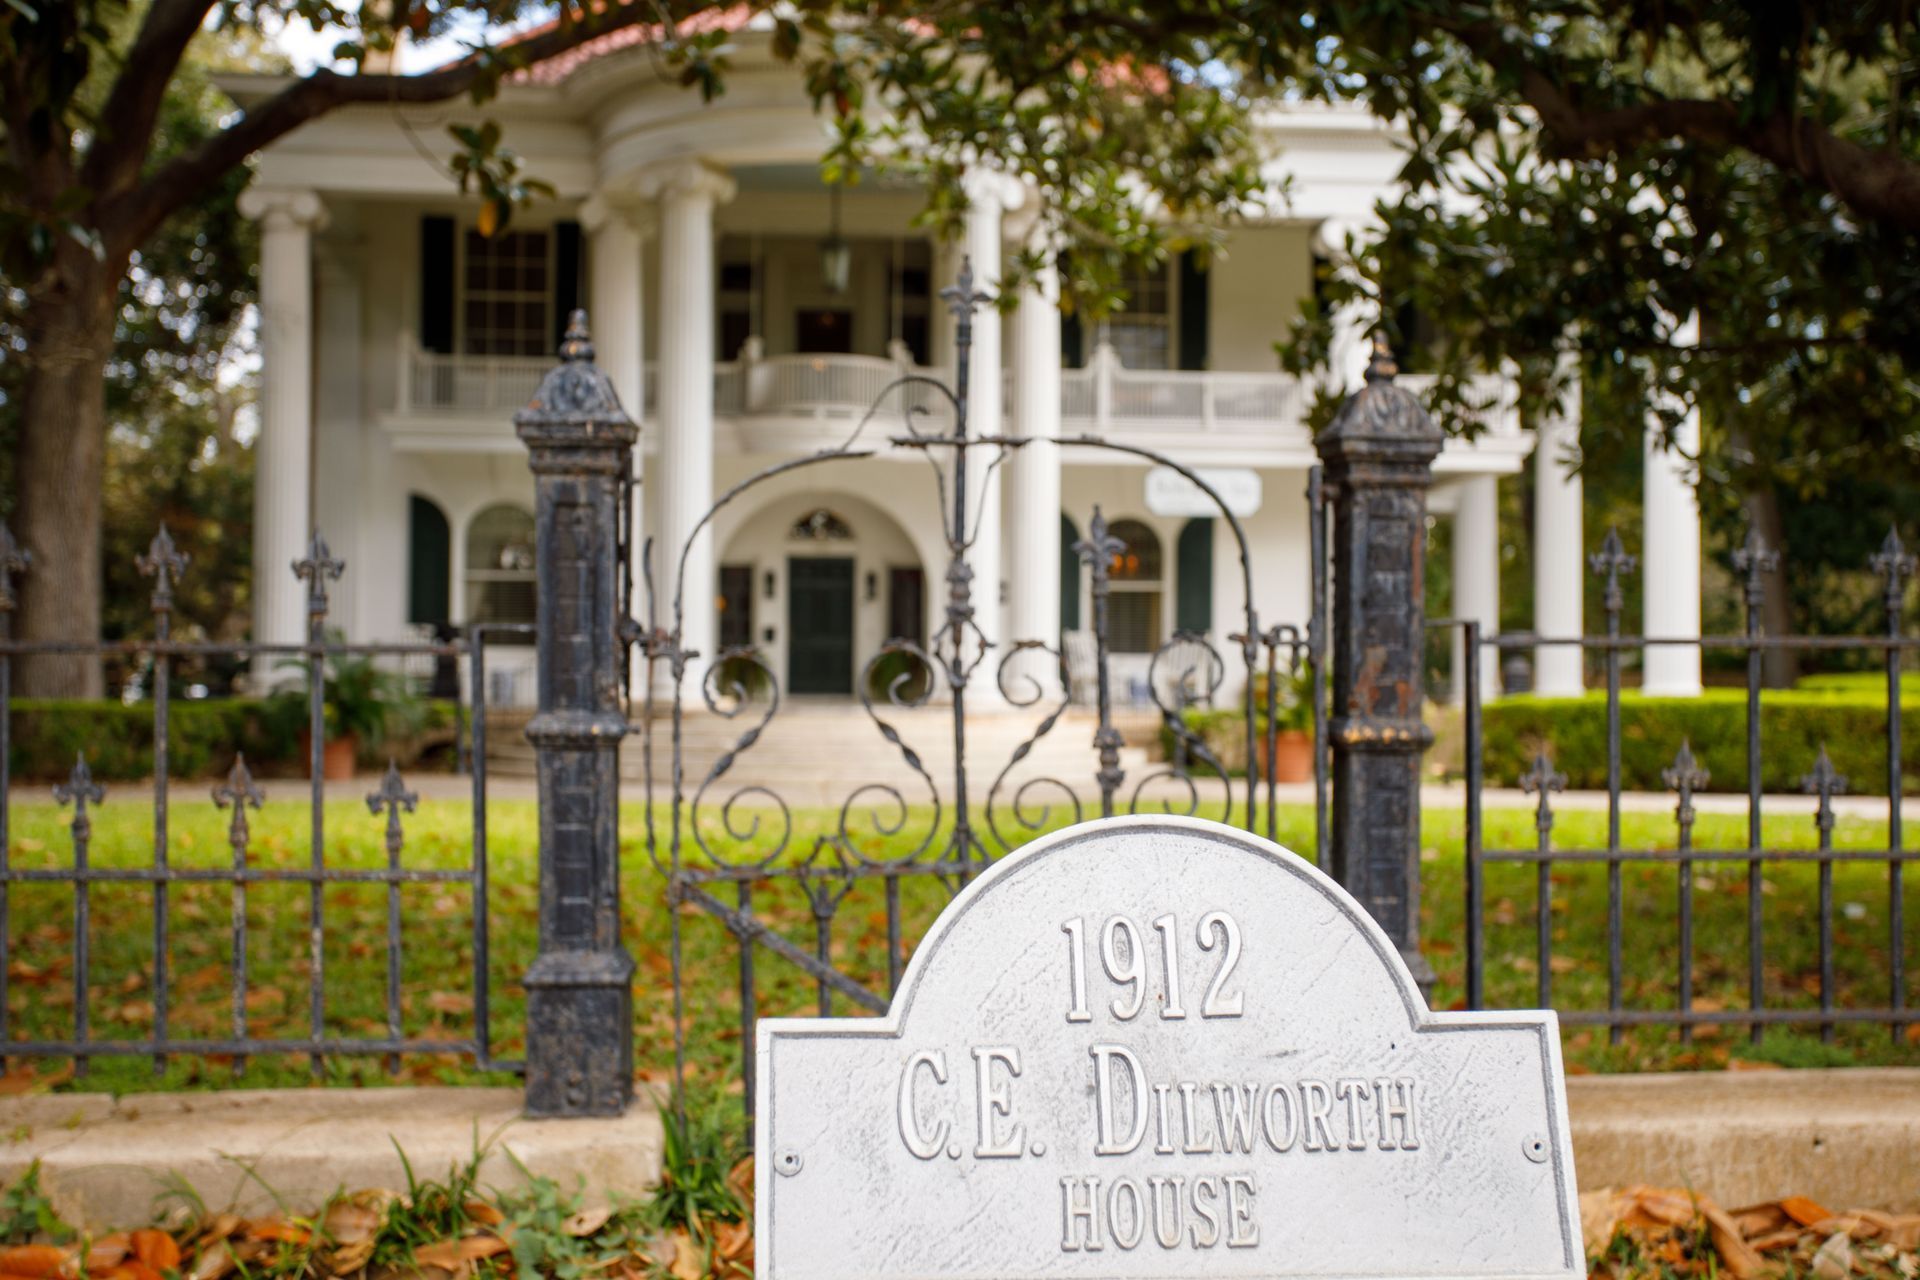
(186, 1241, 233, 1280)
(668, 1231, 703, 1280)
(411, 1236, 509, 1269)
(129, 1232, 178, 1273)
(1812, 1231, 1853, 1280)
(426, 991, 473, 1015)
(242, 1221, 310, 1246)
(727, 1156, 754, 1210)
(561, 1207, 611, 1238)
(1701, 1200, 1765, 1279)
(1725, 1058, 1784, 1071)
(320, 1199, 383, 1247)
(99, 1265, 162, 1280)
(1782, 1196, 1837, 1227)
(0, 1246, 77, 1278)
(84, 1236, 131, 1272)
(713, 1218, 752, 1265)
(1746, 1228, 1804, 1252)
(461, 1202, 503, 1228)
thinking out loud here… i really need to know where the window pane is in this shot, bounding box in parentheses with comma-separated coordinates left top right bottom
(1106, 519, 1162, 581)
(1109, 592, 1161, 654)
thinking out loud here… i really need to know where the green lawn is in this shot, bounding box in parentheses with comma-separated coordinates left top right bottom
(0, 795, 1914, 1097)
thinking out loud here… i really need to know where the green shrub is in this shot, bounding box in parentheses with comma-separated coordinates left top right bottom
(6, 698, 459, 783)
(1481, 687, 1920, 794)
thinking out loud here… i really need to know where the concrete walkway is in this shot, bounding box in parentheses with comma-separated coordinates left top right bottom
(6, 1069, 1917, 1225)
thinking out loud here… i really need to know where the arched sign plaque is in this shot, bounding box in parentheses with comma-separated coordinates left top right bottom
(757, 816, 1580, 1279)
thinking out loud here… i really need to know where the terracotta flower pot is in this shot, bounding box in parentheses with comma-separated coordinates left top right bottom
(1255, 729, 1314, 784)
(298, 730, 359, 780)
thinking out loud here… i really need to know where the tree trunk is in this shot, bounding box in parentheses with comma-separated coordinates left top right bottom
(14, 262, 115, 699)
(1744, 482, 1799, 689)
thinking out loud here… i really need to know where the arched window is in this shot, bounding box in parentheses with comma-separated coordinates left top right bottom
(408, 495, 451, 626)
(789, 508, 853, 541)
(1105, 519, 1162, 654)
(465, 504, 536, 626)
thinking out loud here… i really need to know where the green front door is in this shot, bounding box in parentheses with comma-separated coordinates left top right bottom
(787, 557, 855, 695)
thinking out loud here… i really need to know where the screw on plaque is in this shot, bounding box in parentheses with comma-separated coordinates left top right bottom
(774, 1148, 803, 1177)
(1522, 1134, 1549, 1164)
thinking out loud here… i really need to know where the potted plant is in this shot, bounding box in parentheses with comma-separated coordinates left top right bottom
(1253, 665, 1316, 784)
(276, 638, 423, 780)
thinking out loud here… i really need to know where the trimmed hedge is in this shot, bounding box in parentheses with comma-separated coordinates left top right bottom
(1481, 688, 1920, 795)
(7, 698, 460, 783)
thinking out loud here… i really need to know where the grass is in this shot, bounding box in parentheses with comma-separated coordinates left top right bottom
(0, 792, 1914, 1097)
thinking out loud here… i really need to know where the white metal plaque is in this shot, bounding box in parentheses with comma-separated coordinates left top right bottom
(756, 815, 1580, 1280)
(1144, 466, 1262, 517)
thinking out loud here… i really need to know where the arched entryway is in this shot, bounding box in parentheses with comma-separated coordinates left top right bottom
(716, 491, 927, 697)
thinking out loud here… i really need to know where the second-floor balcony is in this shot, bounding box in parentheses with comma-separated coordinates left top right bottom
(385, 334, 1524, 465)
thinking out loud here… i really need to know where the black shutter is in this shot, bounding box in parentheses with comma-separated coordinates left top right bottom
(419, 216, 455, 355)
(554, 219, 582, 346)
(1061, 310, 1084, 369)
(1176, 518, 1214, 633)
(1177, 249, 1209, 371)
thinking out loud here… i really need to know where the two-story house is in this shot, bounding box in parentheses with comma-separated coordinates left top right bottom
(220, 23, 1706, 708)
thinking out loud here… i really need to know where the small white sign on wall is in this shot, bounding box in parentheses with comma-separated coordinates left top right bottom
(1144, 467, 1263, 518)
(757, 815, 1581, 1280)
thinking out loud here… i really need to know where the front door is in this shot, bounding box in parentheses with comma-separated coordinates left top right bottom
(787, 557, 855, 694)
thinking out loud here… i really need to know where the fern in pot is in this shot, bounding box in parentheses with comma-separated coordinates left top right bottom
(275, 635, 424, 779)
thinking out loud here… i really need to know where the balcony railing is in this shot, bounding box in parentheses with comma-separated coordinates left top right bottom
(394, 336, 1519, 439)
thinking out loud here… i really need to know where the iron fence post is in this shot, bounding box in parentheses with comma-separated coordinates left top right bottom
(516, 311, 638, 1117)
(1313, 340, 1444, 998)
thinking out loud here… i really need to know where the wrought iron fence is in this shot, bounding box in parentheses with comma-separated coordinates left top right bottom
(0, 526, 523, 1078)
(630, 266, 1342, 1131)
(1450, 525, 1917, 1043)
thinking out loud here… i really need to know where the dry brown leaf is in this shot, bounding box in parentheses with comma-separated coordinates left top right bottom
(713, 1219, 752, 1266)
(327, 1239, 374, 1277)
(187, 1241, 234, 1280)
(411, 1236, 509, 1269)
(1783, 1197, 1838, 1228)
(84, 1236, 131, 1273)
(321, 1200, 384, 1248)
(461, 1202, 504, 1228)
(129, 1231, 179, 1273)
(1747, 1228, 1805, 1252)
(1808, 1216, 1867, 1240)
(1580, 1187, 1626, 1257)
(426, 992, 473, 1015)
(668, 1231, 703, 1280)
(1812, 1232, 1853, 1280)
(1730, 1203, 1791, 1239)
(561, 1208, 611, 1239)
(243, 1220, 311, 1246)
(1881, 1214, 1920, 1252)
(1623, 1186, 1697, 1229)
(0, 1246, 78, 1278)
(1701, 1200, 1766, 1280)
(726, 1157, 754, 1212)
(198, 1216, 242, 1244)
(99, 1263, 164, 1280)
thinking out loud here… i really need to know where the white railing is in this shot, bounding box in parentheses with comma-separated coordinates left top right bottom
(395, 334, 1520, 440)
(1060, 344, 1308, 434)
(396, 334, 552, 416)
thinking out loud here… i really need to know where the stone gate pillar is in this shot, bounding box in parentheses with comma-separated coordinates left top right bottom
(516, 312, 637, 1117)
(1314, 340, 1444, 996)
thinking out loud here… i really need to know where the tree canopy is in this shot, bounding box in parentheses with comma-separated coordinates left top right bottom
(3, 0, 1917, 691)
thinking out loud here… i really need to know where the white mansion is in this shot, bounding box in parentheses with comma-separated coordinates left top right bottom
(222, 27, 1706, 706)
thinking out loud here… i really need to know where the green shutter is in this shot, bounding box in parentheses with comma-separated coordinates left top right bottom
(1060, 514, 1081, 631)
(1175, 517, 1213, 633)
(419, 217, 455, 354)
(408, 495, 451, 626)
(1177, 249, 1209, 371)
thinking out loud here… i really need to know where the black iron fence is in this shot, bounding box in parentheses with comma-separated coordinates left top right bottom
(1449, 525, 1917, 1043)
(0, 525, 525, 1078)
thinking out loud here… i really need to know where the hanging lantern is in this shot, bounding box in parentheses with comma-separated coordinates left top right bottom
(819, 184, 851, 295)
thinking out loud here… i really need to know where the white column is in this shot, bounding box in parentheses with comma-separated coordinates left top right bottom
(581, 193, 653, 688)
(1532, 349, 1585, 695)
(239, 187, 326, 673)
(1007, 229, 1063, 698)
(961, 170, 1020, 684)
(1312, 218, 1374, 392)
(642, 160, 735, 691)
(1450, 474, 1500, 703)
(1643, 314, 1703, 695)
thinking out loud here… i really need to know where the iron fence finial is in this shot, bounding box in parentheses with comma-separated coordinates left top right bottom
(1731, 525, 1780, 614)
(1365, 334, 1398, 383)
(137, 524, 190, 614)
(1872, 526, 1915, 614)
(559, 308, 595, 363)
(1588, 526, 1636, 618)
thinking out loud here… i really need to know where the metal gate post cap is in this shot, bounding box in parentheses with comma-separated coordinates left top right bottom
(1316, 336, 1443, 457)
(524, 949, 638, 987)
(514, 309, 638, 444)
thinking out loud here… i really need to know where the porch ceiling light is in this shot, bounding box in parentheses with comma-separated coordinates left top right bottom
(820, 183, 851, 295)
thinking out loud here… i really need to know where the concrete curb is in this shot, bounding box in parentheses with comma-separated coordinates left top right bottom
(2, 1070, 1915, 1228)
